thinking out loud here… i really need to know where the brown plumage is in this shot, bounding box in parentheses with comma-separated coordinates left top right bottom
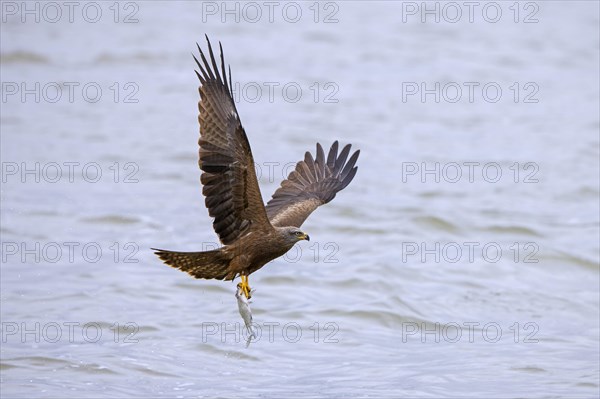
(266, 141, 360, 228)
(153, 36, 359, 293)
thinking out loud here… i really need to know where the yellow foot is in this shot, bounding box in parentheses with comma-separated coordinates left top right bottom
(237, 275, 252, 299)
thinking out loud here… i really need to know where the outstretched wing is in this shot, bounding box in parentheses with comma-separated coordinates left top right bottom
(194, 36, 271, 245)
(266, 141, 359, 227)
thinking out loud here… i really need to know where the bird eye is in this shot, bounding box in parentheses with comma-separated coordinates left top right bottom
(295, 231, 302, 236)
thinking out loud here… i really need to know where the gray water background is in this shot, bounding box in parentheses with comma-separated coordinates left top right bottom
(1, 1, 599, 398)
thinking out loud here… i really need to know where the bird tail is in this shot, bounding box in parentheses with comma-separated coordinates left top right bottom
(152, 248, 232, 280)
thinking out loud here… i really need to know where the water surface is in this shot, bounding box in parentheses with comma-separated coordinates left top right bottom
(1, 2, 599, 398)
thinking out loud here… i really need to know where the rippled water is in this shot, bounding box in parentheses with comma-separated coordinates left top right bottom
(1, 1, 599, 398)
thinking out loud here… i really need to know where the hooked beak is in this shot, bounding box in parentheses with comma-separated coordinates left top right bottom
(302, 233, 310, 241)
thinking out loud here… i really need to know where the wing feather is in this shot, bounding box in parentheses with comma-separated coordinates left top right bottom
(194, 36, 271, 245)
(266, 141, 360, 227)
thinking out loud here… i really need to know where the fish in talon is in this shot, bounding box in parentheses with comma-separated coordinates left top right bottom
(235, 285, 256, 347)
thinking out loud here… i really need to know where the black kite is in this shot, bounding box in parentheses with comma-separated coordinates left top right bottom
(153, 36, 360, 299)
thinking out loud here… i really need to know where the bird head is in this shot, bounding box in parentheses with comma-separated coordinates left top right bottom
(283, 227, 310, 243)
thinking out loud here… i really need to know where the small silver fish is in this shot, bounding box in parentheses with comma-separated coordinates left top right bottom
(235, 286, 256, 347)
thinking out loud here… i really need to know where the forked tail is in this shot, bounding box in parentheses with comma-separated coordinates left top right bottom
(152, 248, 231, 280)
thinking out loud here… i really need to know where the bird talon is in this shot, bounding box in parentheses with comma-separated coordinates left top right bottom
(238, 276, 252, 299)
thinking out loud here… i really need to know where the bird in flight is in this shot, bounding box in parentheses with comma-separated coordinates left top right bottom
(153, 36, 360, 299)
